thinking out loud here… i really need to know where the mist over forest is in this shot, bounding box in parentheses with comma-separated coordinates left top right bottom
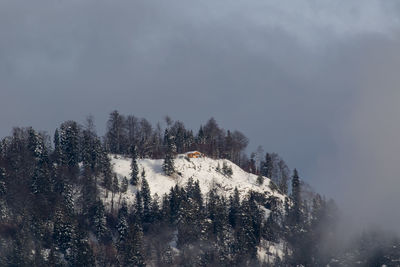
(2, 0, 400, 266)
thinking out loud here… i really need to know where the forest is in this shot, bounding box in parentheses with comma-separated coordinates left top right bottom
(0, 111, 398, 266)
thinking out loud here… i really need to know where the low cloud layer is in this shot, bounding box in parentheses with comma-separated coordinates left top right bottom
(1, 0, 400, 230)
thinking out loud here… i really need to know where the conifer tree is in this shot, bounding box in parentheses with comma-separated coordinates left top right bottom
(125, 221, 145, 266)
(261, 152, 273, 178)
(53, 209, 73, 253)
(229, 187, 241, 229)
(71, 228, 95, 267)
(117, 202, 129, 251)
(257, 174, 264, 185)
(135, 191, 143, 221)
(92, 200, 107, 241)
(291, 169, 301, 224)
(141, 176, 151, 224)
(162, 129, 175, 176)
(0, 167, 5, 197)
(53, 128, 62, 164)
(130, 145, 139, 185)
(111, 174, 119, 213)
(60, 121, 80, 171)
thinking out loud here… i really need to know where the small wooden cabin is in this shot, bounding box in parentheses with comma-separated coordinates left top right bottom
(187, 151, 204, 158)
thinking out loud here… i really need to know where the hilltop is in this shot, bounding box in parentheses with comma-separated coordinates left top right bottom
(101, 152, 286, 209)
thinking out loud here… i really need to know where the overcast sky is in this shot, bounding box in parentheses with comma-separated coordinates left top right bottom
(2, 0, 400, 230)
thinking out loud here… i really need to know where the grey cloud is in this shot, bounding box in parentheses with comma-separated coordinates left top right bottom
(1, 0, 400, 230)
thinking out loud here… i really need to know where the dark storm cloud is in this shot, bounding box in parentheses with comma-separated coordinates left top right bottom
(1, 0, 400, 229)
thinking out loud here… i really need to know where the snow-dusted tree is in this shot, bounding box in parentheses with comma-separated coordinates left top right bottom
(60, 121, 80, 170)
(228, 187, 240, 229)
(117, 202, 129, 248)
(130, 145, 139, 185)
(0, 167, 7, 220)
(141, 176, 151, 224)
(222, 161, 233, 177)
(0, 167, 7, 197)
(134, 191, 143, 221)
(291, 169, 301, 224)
(71, 228, 95, 267)
(124, 221, 145, 266)
(53, 209, 74, 253)
(92, 200, 107, 241)
(111, 174, 119, 213)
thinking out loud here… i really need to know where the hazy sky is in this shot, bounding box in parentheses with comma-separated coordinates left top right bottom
(2, 0, 400, 229)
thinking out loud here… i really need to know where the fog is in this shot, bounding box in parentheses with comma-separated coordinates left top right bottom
(1, 0, 400, 231)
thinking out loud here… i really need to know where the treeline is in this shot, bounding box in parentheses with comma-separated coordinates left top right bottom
(104, 111, 291, 193)
(104, 111, 248, 162)
(0, 119, 338, 266)
(2, 112, 394, 266)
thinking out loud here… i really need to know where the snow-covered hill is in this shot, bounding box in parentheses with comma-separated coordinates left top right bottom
(102, 152, 286, 208)
(99, 152, 287, 264)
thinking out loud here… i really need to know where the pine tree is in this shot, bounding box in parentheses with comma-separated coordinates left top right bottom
(222, 161, 233, 176)
(257, 174, 264, 185)
(60, 121, 80, 171)
(124, 221, 145, 266)
(162, 129, 175, 176)
(53, 209, 73, 253)
(291, 169, 301, 224)
(0, 167, 7, 197)
(141, 176, 151, 224)
(117, 202, 129, 251)
(71, 228, 95, 267)
(63, 183, 75, 216)
(177, 197, 203, 248)
(111, 174, 119, 214)
(100, 146, 113, 197)
(92, 201, 107, 241)
(229, 187, 240, 229)
(130, 145, 139, 186)
(53, 128, 62, 164)
(0, 167, 7, 220)
(134, 191, 143, 221)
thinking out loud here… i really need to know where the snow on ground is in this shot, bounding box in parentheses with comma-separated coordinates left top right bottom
(257, 239, 285, 264)
(102, 152, 286, 209)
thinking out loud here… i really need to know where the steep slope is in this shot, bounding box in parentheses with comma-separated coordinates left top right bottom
(102, 152, 286, 207)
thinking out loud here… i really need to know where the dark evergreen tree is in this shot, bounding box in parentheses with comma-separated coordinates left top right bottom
(60, 120, 80, 171)
(134, 191, 143, 221)
(53, 128, 62, 164)
(111, 174, 119, 214)
(117, 202, 129, 251)
(277, 159, 290, 194)
(162, 129, 175, 176)
(291, 169, 301, 224)
(257, 174, 264, 185)
(229, 187, 241, 229)
(105, 110, 127, 154)
(53, 208, 73, 253)
(130, 145, 139, 186)
(261, 153, 273, 178)
(141, 176, 151, 224)
(0, 167, 7, 197)
(92, 200, 107, 241)
(123, 220, 145, 266)
(71, 228, 95, 267)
